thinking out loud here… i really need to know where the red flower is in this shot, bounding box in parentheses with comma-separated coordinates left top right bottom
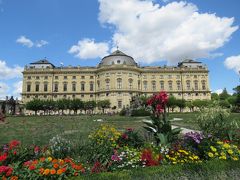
(34, 146, 40, 154)
(141, 149, 159, 166)
(0, 153, 7, 162)
(121, 133, 128, 140)
(29, 165, 36, 170)
(9, 140, 20, 150)
(6, 168, 13, 177)
(13, 151, 17, 155)
(0, 166, 10, 173)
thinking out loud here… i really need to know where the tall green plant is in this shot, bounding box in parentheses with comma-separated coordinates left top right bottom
(143, 92, 181, 146)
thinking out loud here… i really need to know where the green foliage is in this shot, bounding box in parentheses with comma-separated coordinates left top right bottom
(49, 135, 72, 158)
(25, 99, 43, 115)
(219, 88, 230, 100)
(219, 100, 230, 108)
(175, 99, 186, 112)
(117, 129, 144, 148)
(131, 108, 151, 116)
(211, 93, 219, 101)
(97, 100, 111, 113)
(197, 105, 239, 141)
(166, 96, 177, 112)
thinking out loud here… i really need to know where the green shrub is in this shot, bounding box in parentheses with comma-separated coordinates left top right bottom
(131, 108, 151, 116)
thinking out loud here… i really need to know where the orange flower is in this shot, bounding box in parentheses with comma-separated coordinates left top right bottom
(10, 176, 18, 180)
(59, 159, 65, 166)
(40, 157, 45, 162)
(2, 176, 7, 180)
(43, 169, 50, 175)
(39, 168, 44, 174)
(74, 164, 83, 170)
(57, 169, 63, 175)
(33, 160, 38, 165)
(52, 159, 58, 164)
(50, 169, 56, 175)
(53, 163, 59, 169)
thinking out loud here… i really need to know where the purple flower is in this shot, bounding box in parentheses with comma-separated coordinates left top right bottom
(184, 132, 203, 144)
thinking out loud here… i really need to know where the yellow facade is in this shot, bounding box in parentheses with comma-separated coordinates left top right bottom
(22, 50, 211, 110)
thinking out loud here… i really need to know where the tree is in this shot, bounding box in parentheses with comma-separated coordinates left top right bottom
(175, 99, 186, 112)
(97, 100, 111, 114)
(233, 85, 240, 108)
(166, 96, 177, 112)
(83, 100, 96, 114)
(186, 101, 194, 112)
(211, 93, 219, 101)
(25, 99, 43, 115)
(70, 99, 84, 114)
(219, 88, 230, 100)
(219, 100, 230, 108)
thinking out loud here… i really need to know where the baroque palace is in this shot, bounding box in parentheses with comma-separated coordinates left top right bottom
(22, 50, 211, 110)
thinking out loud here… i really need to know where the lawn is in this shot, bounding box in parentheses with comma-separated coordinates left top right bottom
(0, 113, 239, 146)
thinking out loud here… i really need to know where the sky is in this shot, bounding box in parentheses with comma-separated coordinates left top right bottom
(0, 0, 240, 100)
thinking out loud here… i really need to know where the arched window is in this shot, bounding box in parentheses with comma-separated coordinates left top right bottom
(160, 81, 164, 90)
(106, 79, 110, 90)
(168, 80, 173, 90)
(97, 80, 100, 90)
(143, 81, 148, 91)
(186, 80, 191, 90)
(117, 78, 122, 89)
(90, 81, 94, 91)
(152, 81, 156, 91)
(129, 79, 133, 89)
(194, 80, 198, 90)
(63, 82, 68, 92)
(81, 81, 85, 91)
(72, 82, 76, 92)
(176, 80, 181, 90)
(201, 80, 206, 90)
(54, 82, 58, 92)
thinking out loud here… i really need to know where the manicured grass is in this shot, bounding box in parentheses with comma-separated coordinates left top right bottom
(0, 113, 239, 146)
(76, 160, 240, 180)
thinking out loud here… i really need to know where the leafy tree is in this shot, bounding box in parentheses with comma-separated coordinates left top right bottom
(56, 99, 67, 114)
(83, 100, 96, 114)
(70, 99, 84, 114)
(25, 99, 43, 115)
(219, 88, 230, 100)
(227, 96, 237, 106)
(192, 99, 210, 110)
(166, 96, 177, 112)
(175, 99, 186, 112)
(186, 101, 194, 112)
(97, 100, 111, 114)
(211, 93, 219, 101)
(233, 85, 240, 108)
(219, 100, 230, 108)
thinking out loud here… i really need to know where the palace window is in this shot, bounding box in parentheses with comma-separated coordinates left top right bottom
(143, 81, 147, 91)
(194, 80, 198, 90)
(81, 76, 85, 79)
(118, 100, 122, 108)
(152, 81, 156, 91)
(168, 75, 172, 79)
(160, 81, 164, 90)
(168, 81, 173, 90)
(138, 80, 141, 90)
(152, 75, 155, 79)
(72, 94, 75, 98)
(202, 80, 206, 90)
(44, 76, 48, 80)
(27, 84, 31, 92)
(36, 76, 40, 80)
(81, 82, 85, 91)
(97, 81, 100, 90)
(117, 78, 122, 89)
(90, 82, 94, 91)
(160, 75, 164, 79)
(63, 83, 67, 91)
(186, 80, 191, 90)
(72, 76, 76, 80)
(27, 76, 31, 80)
(64, 76, 67, 80)
(90, 94, 94, 97)
(176, 75, 180, 79)
(44, 83, 48, 92)
(55, 76, 58, 80)
(72, 83, 76, 91)
(177, 81, 181, 90)
(54, 83, 58, 92)
(106, 79, 110, 90)
(129, 79, 133, 89)
(35, 84, 39, 92)
(90, 76, 94, 79)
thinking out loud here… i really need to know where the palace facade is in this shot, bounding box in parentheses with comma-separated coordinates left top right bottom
(22, 50, 211, 110)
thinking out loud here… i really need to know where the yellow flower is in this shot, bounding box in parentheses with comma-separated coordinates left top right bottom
(227, 149, 233, 155)
(215, 152, 219, 156)
(232, 157, 239, 161)
(48, 157, 53, 162)
(208, 152, 214, 158)
(220, 152, 226, 156)
(223, 143, 230, 149)
(210, 146, 217, 152)
(172, 161, 177, 164)
(193, 156, 199, 160)
(217, 141, 223, 145)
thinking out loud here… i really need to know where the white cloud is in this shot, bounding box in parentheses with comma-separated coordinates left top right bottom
(224, 55, 240, 74)
(16, 36, 34, 48)
(98, 0, 238, 64)
(0, 82, 9, 100)
(36, 40, 49, 47)
(214, 89, 223, 95)
(12, 81, 22, 100)
(0, 60, 23, 80)
(68, 38, 109, 59)
(16, 36, 48, 48)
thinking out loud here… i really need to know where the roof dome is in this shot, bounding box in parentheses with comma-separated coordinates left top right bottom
(99, 50, 137, 67)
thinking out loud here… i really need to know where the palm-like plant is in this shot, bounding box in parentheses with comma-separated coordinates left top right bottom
(143, 92, 181, 146)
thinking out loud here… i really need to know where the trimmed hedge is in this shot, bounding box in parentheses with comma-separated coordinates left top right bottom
(131, 108, 151, 117)
(75, 160, 240, 180)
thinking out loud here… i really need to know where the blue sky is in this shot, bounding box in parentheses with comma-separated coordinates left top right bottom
(0, 0, 240, 99)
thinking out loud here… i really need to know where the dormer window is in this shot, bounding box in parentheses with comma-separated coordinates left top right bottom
(117, 60, 121, 64)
